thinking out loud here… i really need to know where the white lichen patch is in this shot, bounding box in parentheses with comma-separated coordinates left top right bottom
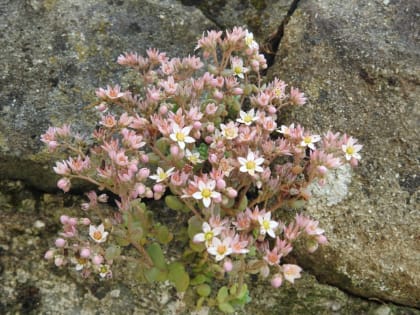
(308, 164, 352, 206)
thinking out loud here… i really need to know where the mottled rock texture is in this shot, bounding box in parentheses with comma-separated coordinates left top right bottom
(268, 0, 419, 308)
(0, 0, 214, 190)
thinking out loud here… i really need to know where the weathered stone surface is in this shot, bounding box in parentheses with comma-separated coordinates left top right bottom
(0, 0, 214, 190)
(268, 0, 419, 307)
(180, 0, 291, 42)
(1, 181, 418, 315)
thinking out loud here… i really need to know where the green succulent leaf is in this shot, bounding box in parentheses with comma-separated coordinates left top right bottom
(165, 195, 185, 211)
(217, 286, 229, 303)
(146, 243, 166, 270)
(168, 262, 190, 292)
(105, 245, 121, 261)
(218, 302, 235, 314)
(196, 284, 211, 297)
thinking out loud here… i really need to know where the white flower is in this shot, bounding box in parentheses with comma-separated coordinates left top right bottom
(282, 264, 302, 283)
(89, 224, 109, 243)
(193, 222, 222, 247)
(169, 123, 195, 150)
(238, 151, 264, 176)
(98, 264, 112, 278)
(192, 180, 221, 208)
(149, 167, 175, 182)
(231, 56, 248, 79)
(342, 137, 362, 160)
(300, 134, 321, 150)
(245, 30, 259, 50)
(258, 212, 278, 238)
(220, 123, 239, 140)
(186, 149, 203, 165)
(207, 237, 233, 261)
(236, 109, 258, 125)
(277, 123, 294, 136)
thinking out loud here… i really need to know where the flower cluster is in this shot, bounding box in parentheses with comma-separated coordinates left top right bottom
(42, 27, 361, 313)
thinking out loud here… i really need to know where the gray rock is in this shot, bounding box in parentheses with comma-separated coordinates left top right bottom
(0, 0, 214, 190)
(268, 0, 419, 307)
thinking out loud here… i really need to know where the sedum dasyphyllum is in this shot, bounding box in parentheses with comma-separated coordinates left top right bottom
(41, 27, 362, 313)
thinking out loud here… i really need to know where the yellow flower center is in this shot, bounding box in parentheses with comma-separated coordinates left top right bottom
(176, 132, 185, 142)
(100, 265, 108, 273)
(234, 66, 242, 74)
(246, 160, 256, 170)
(201, 188, 212, 198)
(217, 244, 227, 255)
(159, 172, 167, 180)
(304, 136, 312, 144)
(346, 147, 354, 155)
(93, 231, 102, 240)
(262, 220, 270, 230)
(244, 115, 253, 123)
(204, 231, 214, 242)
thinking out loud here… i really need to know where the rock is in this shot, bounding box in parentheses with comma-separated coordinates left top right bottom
(181, 0, 292, 41)
(268, 0, 419, 307)
(0, 0, 214, 190)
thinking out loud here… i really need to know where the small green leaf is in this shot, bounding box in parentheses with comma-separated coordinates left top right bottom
(196, 284, 211, 297)
(217, 286, 229, 303)
(188, 216, 203, 239)
(190, 274, 208, 285)
(168, 262, 190, 292)
(156, 225, 173, 244)
(155, 138, 170, 154)
(105, 245, 121, 261)
(146, 243, 166, 270)
(218, 302, 235, 314)
(165, 195, 185, 211)
(237, 195, 248, 212)
(144, 266, 168, 282)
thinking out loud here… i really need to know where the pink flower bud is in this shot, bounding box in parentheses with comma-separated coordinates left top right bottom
(80, 248, 91, 258)
(271, 275, 283, 288)
(140, 154, 149, 163)
(55, 238, 66, 248)
(206, 123, 215, 133)
(54, 256, 64, 267)
(205, 136, 213, 144)
(57, 178, 71, 192)
(268, 105, 277, 114)
(68, 217, 78, 226)
(226, 187, 238, 199)
(223, 260, 233, 272)
(44, 250, 54, 260)
(213, 90, 223, 100)
(159, 105, 168, 115)
(316, 235, 328, 244)
(153, 184, 165, 193)
(170, 144, 179, 157)
(60, 215, 69, 225)
(92, 255, 103, 265)
(216, 179, 226, 190)
(193, 121, 201, 130)
(317, 165, 328, 175)
(213, 194, 222, 204)
(81, 218, 91, 225)
(208, 154, 218, 163)
(81, 203, 90, 211)
(233, 87, 243, 95)
(145, 189, 154, 199)
(138, 168, 150, 180)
